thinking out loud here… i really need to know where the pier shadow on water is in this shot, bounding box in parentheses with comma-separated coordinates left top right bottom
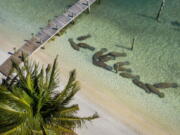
(171, 21, 180, 32)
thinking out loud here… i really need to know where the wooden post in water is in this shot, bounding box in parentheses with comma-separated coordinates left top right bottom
(87, 0, 91, 13)
(31, 33, 35, 39)
(48, 19, 51, 27)
(156, 0, 165, 22)
(71, 20, 75, 25)
(131, 38, 135, 51)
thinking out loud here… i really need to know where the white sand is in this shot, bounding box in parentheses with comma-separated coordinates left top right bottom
(74, 93, 138, 135)
(0, 50, 10, 79)
(0, 50, 10, 65)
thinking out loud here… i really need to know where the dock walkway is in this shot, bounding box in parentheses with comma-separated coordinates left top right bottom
(0, 0, 98, 76)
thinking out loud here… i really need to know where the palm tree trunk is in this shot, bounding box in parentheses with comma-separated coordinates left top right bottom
(40, 123, 47, 135)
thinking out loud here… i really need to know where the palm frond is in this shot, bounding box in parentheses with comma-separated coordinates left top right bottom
(59, 104, 79, 115)
(54, 70, 77, 104)
(0, 89, 30, 110)
(11, 60, 26, 84)
(45, 64, 51, 87)
(0, 123, 21, 134)
(48, 124, 74, 134)
(0, 55, 99, 135)
(54, 112, 99, 129)
(26, 72, 34, 93)
(56, 112, 99, 122)
(61, 81, 80, 106)
(0, 103, 25, 114)
(8, 75, 18, 90)
(48, 55, 59, 90)
(0, 104, 27, 134)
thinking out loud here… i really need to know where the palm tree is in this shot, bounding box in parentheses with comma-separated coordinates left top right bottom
(0, 54, 99, 135)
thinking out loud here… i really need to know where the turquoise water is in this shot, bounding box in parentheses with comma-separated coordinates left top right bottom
(0, 0, 180, 134)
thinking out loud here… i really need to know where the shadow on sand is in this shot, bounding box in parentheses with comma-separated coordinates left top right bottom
(115, 45, 132, 51)
(137, 13, 155, 21)
(173, 28, 180, 32)
(171, 21, 180, 27)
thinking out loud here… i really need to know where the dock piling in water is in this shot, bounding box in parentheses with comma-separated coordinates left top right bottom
(85, 0, 91, 13)
(131, 38, 135, 51)
(156, 0, 166, 22)
(97, 0, 101, 4)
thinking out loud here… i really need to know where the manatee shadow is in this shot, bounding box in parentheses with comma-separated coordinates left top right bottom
(172, 28, 180, 32)
(137, 13, 155, 20)
(115, 45, 132, 51)
(171, 21, 180, 27)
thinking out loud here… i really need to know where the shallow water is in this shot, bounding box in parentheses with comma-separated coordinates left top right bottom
(0, 0, 180, 133)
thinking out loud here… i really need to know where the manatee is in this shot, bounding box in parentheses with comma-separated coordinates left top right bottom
(145, 84, 165, 98)
(107, 52, 127, 58)
(132, 79, 150, 93)
(92, 48, 108, 61)
(113, 65, 132, 73)
(153, 82, 178, 89)
(77, 34, 91, 41)
(114, 61, 130, 67)
(93, 60, 113, 71)
(68, 38, 79, 51)
(99, 55, 115, 62)
(77, 43, 95, 51)
(119, 72, 140, 80)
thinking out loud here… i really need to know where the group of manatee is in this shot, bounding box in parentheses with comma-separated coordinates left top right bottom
(68, 34, 179, 98)
(68, 34, 95, 51)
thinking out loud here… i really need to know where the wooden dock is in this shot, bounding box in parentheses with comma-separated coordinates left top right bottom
(0, 0, 99, 76)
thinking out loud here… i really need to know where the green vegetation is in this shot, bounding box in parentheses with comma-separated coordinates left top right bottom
(0, 54, 99, 135)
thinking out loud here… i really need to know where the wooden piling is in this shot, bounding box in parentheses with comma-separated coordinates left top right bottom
(87, 1, 91, 13)
(97, 0, 101, 4)
(131, 38, 135, 51)
(156, 0, 165, 22)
